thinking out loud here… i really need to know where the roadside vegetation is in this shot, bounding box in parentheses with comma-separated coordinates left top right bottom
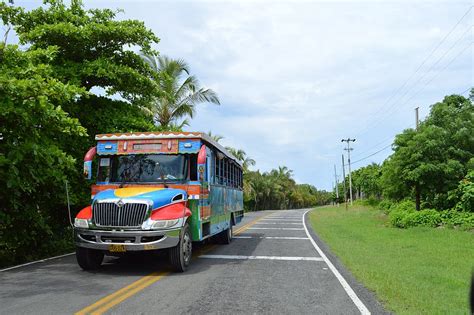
(309, 205, 473, 314)
(315, 92, 473, 313)
(0, 1, 330, 268)
(336, 92, 474, 228)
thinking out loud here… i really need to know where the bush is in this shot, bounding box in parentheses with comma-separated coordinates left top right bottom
(390, 209, 440, 228)
(392, 200, 416, 213)
(389, 204, 474, 230)
(379, 199, 395, 213)
(454, 171, 474, 212)
(389, 210, 406, 228)
(439, 210, 474, 229)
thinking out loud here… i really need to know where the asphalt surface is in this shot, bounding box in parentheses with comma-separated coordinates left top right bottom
(0, 209, 387, 314)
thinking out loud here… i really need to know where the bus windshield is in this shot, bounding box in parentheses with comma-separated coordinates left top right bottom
(99, 154, 188, 183)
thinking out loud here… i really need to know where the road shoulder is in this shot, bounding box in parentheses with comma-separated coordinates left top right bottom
(304, 209, 390, 315)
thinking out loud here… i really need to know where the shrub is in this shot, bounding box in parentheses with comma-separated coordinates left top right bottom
(403, 209, 442, 228)
(440, 210, 474, 229)
(392, 200, 416, 213)
(454, 171, 474, 212)
(389, 206, 474, 230)
(389, 210, 406, 228)
(379, 199, 395, 213)
(364, 197, 381, 207)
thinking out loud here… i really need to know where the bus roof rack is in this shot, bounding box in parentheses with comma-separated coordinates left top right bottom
(95, 132, 243, 167)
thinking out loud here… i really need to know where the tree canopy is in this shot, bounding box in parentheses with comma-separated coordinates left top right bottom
(343, 92, 473, 213)
(140, 54, 220, 128)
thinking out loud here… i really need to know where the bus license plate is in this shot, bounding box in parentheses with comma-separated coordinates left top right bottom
(109, 244, 126, 253)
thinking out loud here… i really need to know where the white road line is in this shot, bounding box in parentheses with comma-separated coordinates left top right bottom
(234, 236, 309, 240)
(254, 222, 303, 225)
(199, 255, 323, 261)
(260, 219, 301, 222)
(0, 252, 75, 272)
(247, 227, 305, 230)
(303, 210, 371, 315)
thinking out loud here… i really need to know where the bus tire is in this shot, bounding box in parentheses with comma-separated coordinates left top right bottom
(218, 222, 233, 245)
(76, 247, 104, 270)
(169, 224, 192, 272)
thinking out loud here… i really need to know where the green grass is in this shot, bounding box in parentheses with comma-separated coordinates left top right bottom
(309, 205, 474, 315)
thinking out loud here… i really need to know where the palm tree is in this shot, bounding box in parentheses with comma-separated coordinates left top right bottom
(207, 131, 224, 143)
(141, 54, 220, 129)
(226, 147, 256, 172)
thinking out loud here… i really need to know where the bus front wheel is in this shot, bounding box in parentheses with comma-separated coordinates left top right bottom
(169, 224, 192, 272)
(76, 247, 104, 270)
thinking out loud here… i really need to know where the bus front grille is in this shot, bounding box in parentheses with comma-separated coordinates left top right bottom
(93, 202, 149, 227)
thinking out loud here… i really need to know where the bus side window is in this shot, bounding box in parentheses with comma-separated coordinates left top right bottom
(240, 168, 243, 188)
(218, 154, 222, 185)
(189, 154, 198, 181)
(225, 159, 229, 186)
(232, 163, 236, 187)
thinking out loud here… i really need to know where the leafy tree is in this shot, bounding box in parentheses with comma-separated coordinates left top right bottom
(0, 0, 162, 266)
(452, 170, 474, 212)
(0, 44, 86, 266)
(140, 54, 220, 129)
(8, 0, 160, 102)
(3, 0, 161, 141)
(351, 163, 382, 199)
(380, 94, 473, 210)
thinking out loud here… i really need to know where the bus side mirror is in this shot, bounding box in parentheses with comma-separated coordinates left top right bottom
(83, 161, 92, 180)
(197, 145, 207, 182)
(83, 146, 97, 180)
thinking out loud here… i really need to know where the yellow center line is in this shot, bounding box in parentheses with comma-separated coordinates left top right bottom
(89, 272, 167, 315)
(75, 271, 168, 315)
(74, 211, 273, 315)
(234, 212, 274, 235)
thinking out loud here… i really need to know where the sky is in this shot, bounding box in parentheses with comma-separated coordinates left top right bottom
(10, 0, 473, 190)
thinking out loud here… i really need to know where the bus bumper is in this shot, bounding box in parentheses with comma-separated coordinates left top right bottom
(74, 228, 181, 252)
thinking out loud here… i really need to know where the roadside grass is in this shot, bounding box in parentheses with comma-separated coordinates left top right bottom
(309, 205, 474, 315)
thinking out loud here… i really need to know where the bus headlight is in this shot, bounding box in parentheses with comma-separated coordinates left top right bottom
(74, 218, 89, 228)
(151, 219, 179, 229)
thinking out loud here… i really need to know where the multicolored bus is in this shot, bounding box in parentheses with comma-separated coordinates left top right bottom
(74, 132, 244, 272)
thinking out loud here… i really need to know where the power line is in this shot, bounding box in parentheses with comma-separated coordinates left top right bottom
(355, 29, 472, 138)
(353, 6, 473, 138)
(351, 123, 416, 159)
(460, 87, 472, 95)
(351, 135, 394, 159)
(399, 42, 472, 109)
(351, 143, 393, 165)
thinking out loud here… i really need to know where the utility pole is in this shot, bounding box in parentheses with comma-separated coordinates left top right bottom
(415, 107, 420, 210)
(415, 107, 419, 130)
(341, 138, 356, 206)
(342, 154, 347, 210)
(334, 164, 339, 206)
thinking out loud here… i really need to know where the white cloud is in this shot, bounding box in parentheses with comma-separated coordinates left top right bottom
(16, 0, 472, 190)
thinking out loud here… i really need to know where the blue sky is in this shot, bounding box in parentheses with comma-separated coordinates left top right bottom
(11, 0, 473, 191)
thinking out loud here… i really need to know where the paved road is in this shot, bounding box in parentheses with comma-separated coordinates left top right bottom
(0, 209, 386, 314)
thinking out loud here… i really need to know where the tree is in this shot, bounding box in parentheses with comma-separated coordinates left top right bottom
(0, 0, 162, 266)
(207, 131, 224, 143)
(351, 163, 382, 199)
(380, 94, 473, 210)
(0, 44, 87, 266)
(4, 0, 160, 144)
(140, 54, 220, 129)
(226, 147, 256, 172)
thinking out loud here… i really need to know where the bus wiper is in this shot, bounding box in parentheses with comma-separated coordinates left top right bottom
(119, 169, 129, 188)
(155, 162, 169, 188)
(119, 167, 136, 188)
